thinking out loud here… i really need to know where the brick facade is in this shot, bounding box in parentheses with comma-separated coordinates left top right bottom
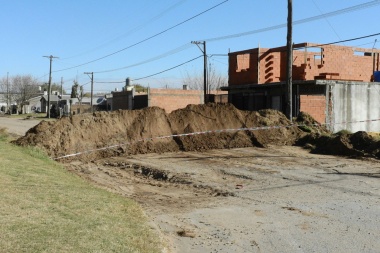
(299, 94, 326, 123)
(229, 43, 380, 86)
(226, 42, 380, 125)
(149, 88, 227, 113)
(149, 89, 202, 113)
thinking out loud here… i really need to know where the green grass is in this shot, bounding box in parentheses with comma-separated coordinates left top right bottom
(0, 130, 163, 253)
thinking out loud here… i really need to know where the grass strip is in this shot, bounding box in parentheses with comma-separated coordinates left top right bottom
(0, 129, 162, 253)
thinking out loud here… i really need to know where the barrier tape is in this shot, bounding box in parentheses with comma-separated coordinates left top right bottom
(53, 118, 380, 160)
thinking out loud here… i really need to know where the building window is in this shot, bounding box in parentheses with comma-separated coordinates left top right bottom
(236, 54, 250, 72)
(354, 51, 372, 56)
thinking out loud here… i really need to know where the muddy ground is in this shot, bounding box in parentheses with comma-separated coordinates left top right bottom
(7, 104, 380, 252)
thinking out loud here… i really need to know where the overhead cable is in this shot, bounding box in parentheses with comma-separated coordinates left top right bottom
(311, 0, 343, 41)
(249, 32, 380, 55)
(131, 33, 380, 82)
(134, 55, 203, 81)
(204, 0, 380, 42)
(312, 32, 380, 47)
(61, 0, 188, 60)
(94, 81, 125, 84)
(94, 43, 193, 74)
(54, 0, 228, 73)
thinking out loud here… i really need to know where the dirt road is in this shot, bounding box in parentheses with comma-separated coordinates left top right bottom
(0, 116, 40, 136)
(67, 146, 380, 253)
(3, 113, 379, 252)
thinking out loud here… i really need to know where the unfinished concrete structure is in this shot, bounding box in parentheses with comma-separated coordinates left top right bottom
(224, 43, 380, 132)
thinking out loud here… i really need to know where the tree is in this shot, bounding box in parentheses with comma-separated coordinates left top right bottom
(0, 76, 11, 111)
(182, 65, 227, 91)
(70, 81, 84, 105)
(132, 84, 148, 92)
(0, 75, 40, 113)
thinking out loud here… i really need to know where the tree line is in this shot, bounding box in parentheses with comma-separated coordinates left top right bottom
(0, 74, 64, 113)
(0, 69, 227, 113)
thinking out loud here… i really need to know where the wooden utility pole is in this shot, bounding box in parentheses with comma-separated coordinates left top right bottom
(61, 77, 63, 95)
(43, 55, 59, 118)
(6, 72, 9, 113)
(286, 0, 293, 121)
(191, 41, 208, 104)
(84, 72, 94, 113)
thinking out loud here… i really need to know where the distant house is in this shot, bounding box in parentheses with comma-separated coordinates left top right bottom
(23, 96, 42, 113)
(222, 42, 380, 132)
(0, 97, 7, 113)
(70, 96, 108, 114)
(40, 94, 71, 114)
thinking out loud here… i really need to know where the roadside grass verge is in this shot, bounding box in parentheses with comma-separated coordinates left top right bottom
(0, 129, 163, 253)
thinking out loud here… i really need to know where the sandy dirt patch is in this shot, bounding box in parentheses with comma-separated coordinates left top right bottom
(66, 146, 380, 252)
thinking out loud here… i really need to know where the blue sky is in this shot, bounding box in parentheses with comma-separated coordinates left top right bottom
(1, 0, 379, 93)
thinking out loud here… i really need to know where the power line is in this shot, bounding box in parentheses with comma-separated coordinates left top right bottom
(204, 0, 380, 42)
(311, 32, 380, 47)
(134, 55, 203, 81)
(94, 81, 125, 84)
(94, 43, 193, 74)
(86, 33, 380, 89)
(133, 33, 379, 82)
(241, 32, 380, 55)
(61, 0, 189, 60)
(54, 0, 228, 73)
(311, 0, 343, 42)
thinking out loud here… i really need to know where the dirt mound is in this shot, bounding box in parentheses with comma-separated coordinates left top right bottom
(13, 104, 304, 161)
(168, 104, 300, 151)
(15, 103, 379, 161)
(298, 130, 380, 159)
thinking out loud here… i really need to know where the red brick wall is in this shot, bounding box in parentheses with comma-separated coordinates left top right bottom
(229, 49, 259, 85)
(111, 89, 227, 113)
(300, 95, 326, 123)
(229, 43, 380, 86)
(149, 89, 228, 113)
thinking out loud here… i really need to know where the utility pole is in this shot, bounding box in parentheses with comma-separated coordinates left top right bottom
(6, 72, 9, 113)
(61, 77, 63, 95)
(84, 72, 94, 113)
(43, 55, 59, 118)
(286, 0, 293, 121)
(191, 41, 208, 104)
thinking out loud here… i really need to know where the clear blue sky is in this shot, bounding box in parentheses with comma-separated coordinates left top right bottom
(1, 0, 379, 93)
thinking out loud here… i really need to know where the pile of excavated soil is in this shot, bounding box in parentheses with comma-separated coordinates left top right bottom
(298, 131, 380, 159)
(14, 104, 304, 161)
(14, 103, 380, 161)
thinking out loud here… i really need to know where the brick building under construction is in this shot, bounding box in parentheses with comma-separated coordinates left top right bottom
(223, 42, 380, 132)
